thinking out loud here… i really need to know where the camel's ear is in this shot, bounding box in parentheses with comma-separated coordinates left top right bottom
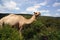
(34, 12, 35, 13)
(34, 12, 37, 14)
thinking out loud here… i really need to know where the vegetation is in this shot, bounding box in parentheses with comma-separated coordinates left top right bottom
(0, 24, 21, 40)
(0, 14, 60, 40)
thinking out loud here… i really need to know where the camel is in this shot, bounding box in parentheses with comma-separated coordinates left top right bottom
(0, 12, 40, 32)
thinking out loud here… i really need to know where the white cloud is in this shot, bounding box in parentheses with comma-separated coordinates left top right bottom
(20, 11, 28, 14)
(46, 5, 50, 7)
(57, 9, 60, 12)
(0, 0, 20, 11)
(26, 0, 48, 12)
(15, 7, 20, 10)
(53, 2, 60, 7)
(36, 0, 48, 5)
(26, 7, 36, 12)
(39, 1, 47, 6)
(43, 13, 51, 16)
(43, 13, 60, 17)
(0, 10, 5, 13)
(3, 1, 20, 10)
(40, 10, 50, 13)
(37, 10, 50, 16)
(54, 13, 60, 17)
(26, 5, 40, 12)
(0, 9, 14, 13)
(42, 13, 60, 17)
(0, 5, 6, 13)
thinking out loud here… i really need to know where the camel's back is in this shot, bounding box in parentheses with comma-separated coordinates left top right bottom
(0, 14, 26, 25)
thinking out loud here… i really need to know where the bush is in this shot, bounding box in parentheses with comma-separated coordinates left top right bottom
(0, 24, 22, 40)
(22, 20, 60, 40)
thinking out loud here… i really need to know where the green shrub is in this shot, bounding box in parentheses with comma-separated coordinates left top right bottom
(0, 24, 22, 40)
(22, 20, 60, 40)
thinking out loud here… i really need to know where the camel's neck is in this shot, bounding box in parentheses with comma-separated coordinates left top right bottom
(25, 15, 36, 24)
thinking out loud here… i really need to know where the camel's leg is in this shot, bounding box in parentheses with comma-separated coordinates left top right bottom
(0, 22, 2, 28)
(18, 24, 23, 33)
(18, 22, 22, 32)
(20, 26, 23, 32)
(19, 26, 23, 32)
(0, 22, 3, 28)
(0, 24, 2, 28)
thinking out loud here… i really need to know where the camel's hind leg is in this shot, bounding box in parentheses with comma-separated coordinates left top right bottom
(0, 21, 4, 28)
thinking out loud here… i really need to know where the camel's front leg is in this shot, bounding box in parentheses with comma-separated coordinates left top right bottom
(20, 26, 23, 32)
(19, 26, 23, 32)
(19, 22, 23, 32)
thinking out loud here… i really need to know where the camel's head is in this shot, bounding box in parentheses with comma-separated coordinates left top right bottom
(34, 12, 41, 17)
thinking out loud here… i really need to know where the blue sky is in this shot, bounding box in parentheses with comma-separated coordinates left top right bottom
(0, 0, 60, 17)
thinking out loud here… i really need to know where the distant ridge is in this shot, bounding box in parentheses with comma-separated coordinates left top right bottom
(0, 13, 32, 19)
(0, 13, 60, 19)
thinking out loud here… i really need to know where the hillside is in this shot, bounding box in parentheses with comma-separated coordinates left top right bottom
(0, 13, 60, 25)
(0, 13, 60, 40)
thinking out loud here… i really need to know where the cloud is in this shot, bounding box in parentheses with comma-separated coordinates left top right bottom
(40, 10, 50, 13)
(43, 13, 51, 16)
(15, 7, 20, 10)
(43, 13, 60, 17)
(53, 2, 60, 7)
(4, 1, 20, 10)
(39, 1, 47, 6)
(38, 10, 50, 16)
(39, 10, 51, 16)
(20, 11, 28, 14)
(0, 0, 20, 13)
(54, 13, 60, 17)
(0, 10, 5, 13)
(26, 0, 48, 12)
(0, 0, 20, 11)
(57, 9, 60, 12)
(0, 4, 6, 13)
(26, 5, 40, 12)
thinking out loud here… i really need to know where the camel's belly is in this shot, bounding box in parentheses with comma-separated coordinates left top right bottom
(3, 16, 19, 25)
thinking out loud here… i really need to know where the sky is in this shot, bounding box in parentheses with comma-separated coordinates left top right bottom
(0, 0, 60, 17)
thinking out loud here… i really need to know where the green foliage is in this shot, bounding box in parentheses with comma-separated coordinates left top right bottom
(21, 16, 60, 40)
(0, 24, 21, 40)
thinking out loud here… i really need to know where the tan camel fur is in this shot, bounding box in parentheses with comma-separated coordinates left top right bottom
(0, 12, 40, 31)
